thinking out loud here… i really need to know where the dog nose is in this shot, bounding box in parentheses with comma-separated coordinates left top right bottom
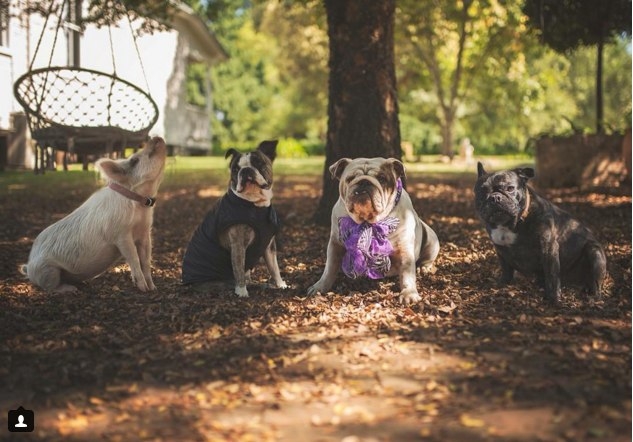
(488, 193, 503, 203)
(240, 168, 256, 182)
(354, 179, 372, 192)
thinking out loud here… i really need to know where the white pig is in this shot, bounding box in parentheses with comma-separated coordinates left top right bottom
(21, 136, 167, 293)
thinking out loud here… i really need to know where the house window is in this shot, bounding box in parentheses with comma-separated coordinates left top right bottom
(0, 0, 8, 47)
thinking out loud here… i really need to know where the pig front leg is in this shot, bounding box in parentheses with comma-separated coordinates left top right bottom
(136, 231, 156, 290)
(117, 234, 150, 292)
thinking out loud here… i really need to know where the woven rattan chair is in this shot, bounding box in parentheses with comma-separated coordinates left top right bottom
(14, 66, 158, 157)
(13, 0, 159, 172)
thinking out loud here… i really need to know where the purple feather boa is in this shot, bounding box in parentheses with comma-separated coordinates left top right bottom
(338, 178, 403, 279)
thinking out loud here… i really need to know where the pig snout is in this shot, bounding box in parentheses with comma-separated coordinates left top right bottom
(147, 137, 166, 156)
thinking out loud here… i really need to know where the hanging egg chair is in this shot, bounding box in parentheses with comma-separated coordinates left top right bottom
(13, 0, 159, 172)
(14, 66, 159, 155)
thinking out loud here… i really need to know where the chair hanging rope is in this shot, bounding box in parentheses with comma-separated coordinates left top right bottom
(13, 0, 159, 161)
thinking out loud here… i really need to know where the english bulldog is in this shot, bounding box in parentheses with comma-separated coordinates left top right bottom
(474, 162, 607, 304)
(308, 157, 440, 304)
(182, 140, 287, 297)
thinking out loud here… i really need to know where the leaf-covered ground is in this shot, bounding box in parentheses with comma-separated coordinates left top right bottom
(0, 168, 630, 441)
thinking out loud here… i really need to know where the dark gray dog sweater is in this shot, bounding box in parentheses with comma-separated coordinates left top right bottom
(182, 190, 280, 284)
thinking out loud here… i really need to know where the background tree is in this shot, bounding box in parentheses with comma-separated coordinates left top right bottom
(396, 0, 526, 159)
(258, 1, 328, 143)
(209, 17, 284, 146)
(522, 0, 632, 133)
(25, 0, 630, 156)
(204, 0, 329, 151)
(312, 0, 401, 225)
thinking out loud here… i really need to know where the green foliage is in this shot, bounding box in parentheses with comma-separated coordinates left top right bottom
(186, 63, 208, 107)
(396, 0, 530, 156)
(301, 139, 326, 156)
(564, 37, 633, 132)
(206, 0, 327, 148)
(274, 138, 324, 158)
(399, 114, 441, 155)
(396, 0, 631, 153)
(212, 137, 320, 158)
(210, 17, 283, 145)
(200, 0, 630, 155)
(276, 138, 307, 158)
(26, 0, 630, 155)
(522, 0, 632, 132)
(258, 1, 328, 141)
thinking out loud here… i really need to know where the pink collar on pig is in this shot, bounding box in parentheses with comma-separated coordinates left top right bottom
(108, 182, 157, 207)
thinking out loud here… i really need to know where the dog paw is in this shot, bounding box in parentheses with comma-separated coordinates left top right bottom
(275, 280, 289, 289)
(398, 288, 421, 305)
(307, 284, 322, 296)
(235, 286, 249, 298)
(419, 263, 437, 275)
(544, 289, 561, 305)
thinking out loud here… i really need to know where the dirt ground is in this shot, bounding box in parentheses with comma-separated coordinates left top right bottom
(0, 168, 630, 441)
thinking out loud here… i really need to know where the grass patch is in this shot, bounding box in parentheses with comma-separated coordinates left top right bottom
(0, 155, 534, 195)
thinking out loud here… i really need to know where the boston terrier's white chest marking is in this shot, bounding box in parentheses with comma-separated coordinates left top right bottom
(489, 226, 517, 246)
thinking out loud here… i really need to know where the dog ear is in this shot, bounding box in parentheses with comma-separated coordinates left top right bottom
(257, 140, 278, 162)
(385, 158, 406, 179)
(225, 148, 240, 160)
(477, 162, 487, 178)
(329, 158, 351, 180)
(96, 158, 129, 184)
(515, 167, 535, 181)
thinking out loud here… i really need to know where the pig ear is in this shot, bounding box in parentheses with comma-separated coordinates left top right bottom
(329, 158, 351, 180)
(257, 140, 278, 162)
(477, 162, 487, 178)
(96, 158, 128, 183)
(515, 167, 535, 181)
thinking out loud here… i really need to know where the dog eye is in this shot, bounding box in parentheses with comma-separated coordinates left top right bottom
(506, 185, 515, 192)
(129, 157, 139, 167)
(376, 174, 388, 184)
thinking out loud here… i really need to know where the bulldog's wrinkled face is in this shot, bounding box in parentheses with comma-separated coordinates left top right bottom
(226, 140, 277, 207)
(330, 157, 405, 224)
(474, 162, 534, 227)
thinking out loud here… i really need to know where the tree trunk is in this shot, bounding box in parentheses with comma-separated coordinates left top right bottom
(313, 0, 402, 225)
(596, 38, 604, 134)
(440, 111, 455, 159)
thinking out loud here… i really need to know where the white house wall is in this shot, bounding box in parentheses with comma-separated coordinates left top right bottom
(81, 23, 178, 141)
(62, 15, 215, 151)
(163, 32, 214, 152)
(2, 2, 224, 167)
(2, 9, 70, 130)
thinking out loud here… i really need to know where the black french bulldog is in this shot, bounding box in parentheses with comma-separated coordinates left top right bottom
(474, 162, 606, 304)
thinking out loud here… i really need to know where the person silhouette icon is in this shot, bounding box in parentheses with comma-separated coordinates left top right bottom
(15, 415, 27, 428)
(8, 406, 34, 432)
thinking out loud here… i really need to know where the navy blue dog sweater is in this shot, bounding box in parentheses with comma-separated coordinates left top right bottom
(182, 190, 280, 284)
